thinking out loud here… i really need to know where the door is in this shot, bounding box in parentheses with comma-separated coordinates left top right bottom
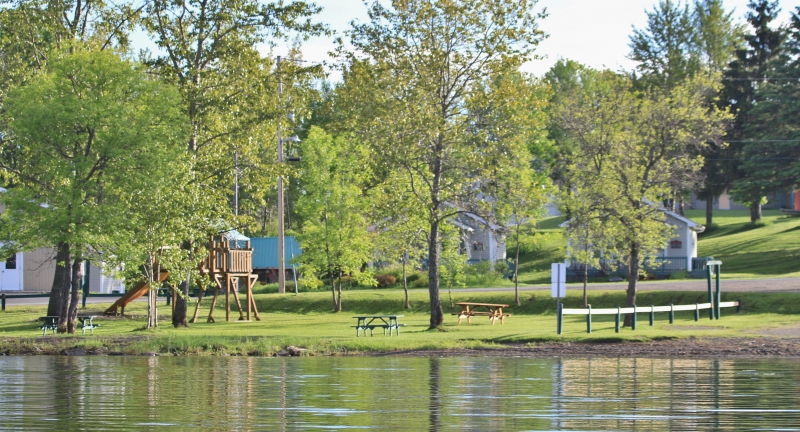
(1, 253, 22, 291)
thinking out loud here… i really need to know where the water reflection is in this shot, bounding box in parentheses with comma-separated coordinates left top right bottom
(0, 355, 797, 430)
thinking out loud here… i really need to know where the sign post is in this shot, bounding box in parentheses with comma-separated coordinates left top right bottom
(552, 263, 566, 334)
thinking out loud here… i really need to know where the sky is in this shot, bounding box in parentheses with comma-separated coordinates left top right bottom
(273, 0, 798, 79)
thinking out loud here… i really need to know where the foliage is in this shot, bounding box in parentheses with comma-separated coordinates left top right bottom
(294, 127, 376, 311)
(737, 7, 800, 198)
(376, 274, 397, 288)
(337, 0, 547, 327)
(552, 69, 729, 313)
(0, 46, 186, 331)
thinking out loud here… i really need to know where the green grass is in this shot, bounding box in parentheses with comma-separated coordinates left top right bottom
(2, 289, 799, 356)
(684, 210, 800, 279)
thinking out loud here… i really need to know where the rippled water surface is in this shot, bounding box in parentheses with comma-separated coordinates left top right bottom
(0, 355, 798, 430)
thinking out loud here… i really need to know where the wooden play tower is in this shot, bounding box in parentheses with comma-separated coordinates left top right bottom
(190, 233, 260, 323)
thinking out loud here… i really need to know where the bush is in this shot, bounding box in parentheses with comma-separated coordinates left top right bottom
(412, 275, 429, 288)
(376, 274, 397, 288)
(406, 273, 421, 283)
(669, 270, 690, 280)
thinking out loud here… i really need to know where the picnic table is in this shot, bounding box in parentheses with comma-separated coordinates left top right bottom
(452, 302, 511, 325)
(39, 315, 99, 335)
(352, 315, 404, 337)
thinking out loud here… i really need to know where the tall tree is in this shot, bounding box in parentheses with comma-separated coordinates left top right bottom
(722, 0, 785, 222)
(738, 6, 800, 196)
(339, 0, 546, 328)
(0, 0, 143, 317)
(553, 71, 728, 326)
(629, 0, 701, 90)
(142, 0, 324, 325)
(1, 47, 185, 332)
(294, 127, 375, 311)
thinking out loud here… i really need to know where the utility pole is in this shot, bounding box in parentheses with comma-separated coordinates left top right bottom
(276, 56, 286, 294)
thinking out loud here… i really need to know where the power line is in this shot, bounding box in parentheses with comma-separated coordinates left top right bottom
(722, 77, 800, 81)
(725, 139, 800, 143)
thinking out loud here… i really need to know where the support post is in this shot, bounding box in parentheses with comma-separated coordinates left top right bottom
(632, 305, 637, 330)
(615, 307, 620, 333)
(1, 293, 5, 311)
(586, 304, 592, 334)
(669, 304, 674, 324)
(737, 298, 742, 313)
(715, 265, 721, 320)
(694, 303, 699, 321)
(706, 263, 714, 320)
(649, 305, 655, 326)
(557, 303, 563, 335)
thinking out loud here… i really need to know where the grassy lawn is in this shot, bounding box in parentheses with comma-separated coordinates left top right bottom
(2, 289, 799, 355)
(510, 211, 800, 283)
(684, 210, 800, 279)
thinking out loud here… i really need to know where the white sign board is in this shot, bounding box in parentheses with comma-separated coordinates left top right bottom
(551, 263, 566, 298)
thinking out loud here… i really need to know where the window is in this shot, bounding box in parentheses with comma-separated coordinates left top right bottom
(472, 242, 484, 251)
(670, 240, 682, 249)
(5, 255, 16, 270)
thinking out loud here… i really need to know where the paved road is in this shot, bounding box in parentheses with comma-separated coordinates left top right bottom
(458, 277, 800, 293)
(3, 277, 798, 308)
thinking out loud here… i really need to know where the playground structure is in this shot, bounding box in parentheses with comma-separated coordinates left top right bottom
(104, 270, 170, 316)
(557, 260, 741, 334)
(190, 233, 260, 323)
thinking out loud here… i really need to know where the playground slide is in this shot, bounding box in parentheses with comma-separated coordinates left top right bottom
(104, 270, 169, 315)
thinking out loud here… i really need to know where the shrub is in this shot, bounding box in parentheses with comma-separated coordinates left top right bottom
(406, 273, 421, 283)
(412, 275, 429, 288)
(376, 274, 397, 288)
(669, 270, 690, 280)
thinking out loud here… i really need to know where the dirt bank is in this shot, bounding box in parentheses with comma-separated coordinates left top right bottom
(383, 337, 800, 358)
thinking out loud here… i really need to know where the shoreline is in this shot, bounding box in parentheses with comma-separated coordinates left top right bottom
(3, 335, 800, 358)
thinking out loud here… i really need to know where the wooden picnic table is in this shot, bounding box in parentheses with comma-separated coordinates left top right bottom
(352, 315, 404, 337)
(38, 315, 99, 335)
(452, 302, 511, 325)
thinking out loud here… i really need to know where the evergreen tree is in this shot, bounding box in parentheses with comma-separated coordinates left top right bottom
(721, 0, 785, 222)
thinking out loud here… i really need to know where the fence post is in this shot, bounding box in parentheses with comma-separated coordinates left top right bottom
(586, 305, 592, 334)
(669, 304, 674, 324)
(615, 307, 620, 333)
(1, 293, 5, 311)
(557, 303, 563, 335)
(737, 298, 742, 313)
(649, 305, 655, 326)
(715, 267, 721, 320)
(694, 303, 699, 321)
(632, 304, 637, 330)
(707, 265, 714, 320)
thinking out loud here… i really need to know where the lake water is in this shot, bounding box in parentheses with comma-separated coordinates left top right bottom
(0, 355, 798, 430)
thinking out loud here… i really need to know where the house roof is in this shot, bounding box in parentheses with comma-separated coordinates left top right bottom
(559, 207, 706, 232)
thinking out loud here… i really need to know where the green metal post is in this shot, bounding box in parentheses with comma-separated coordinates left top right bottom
(557, 303, 563, 335)
(737, 298, 742, 313)
(632, 305, 637, 330)
(615, 307, 620, 333)
(715, 264, 721, 320)
(694, 303, 699, 321)
(669, 304, 674, 324)
(649, 305, 655, 326)
(1, 293, 5, 311)
(586, 305, 592, 334)
(706, 264, 714, 320)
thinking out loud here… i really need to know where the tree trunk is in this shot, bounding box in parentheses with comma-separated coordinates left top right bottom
(335, 271, 342, 312)
(172, 270, 189, 327)
(750, 200, 762, 223)
(678, 193, 685, 216)
(56, 245, 73, 333)
(705, 195, 713, 227)
(428, 219, 444, 328)
(48, 242, 70, 317)
(329, 270, 337, 312)
(402, 252, 409, 309)
(623, 245, 640, 327)
(514, 223, 521, 307)
(67, 257, 82, 334)
(146, 256, 157, 329)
